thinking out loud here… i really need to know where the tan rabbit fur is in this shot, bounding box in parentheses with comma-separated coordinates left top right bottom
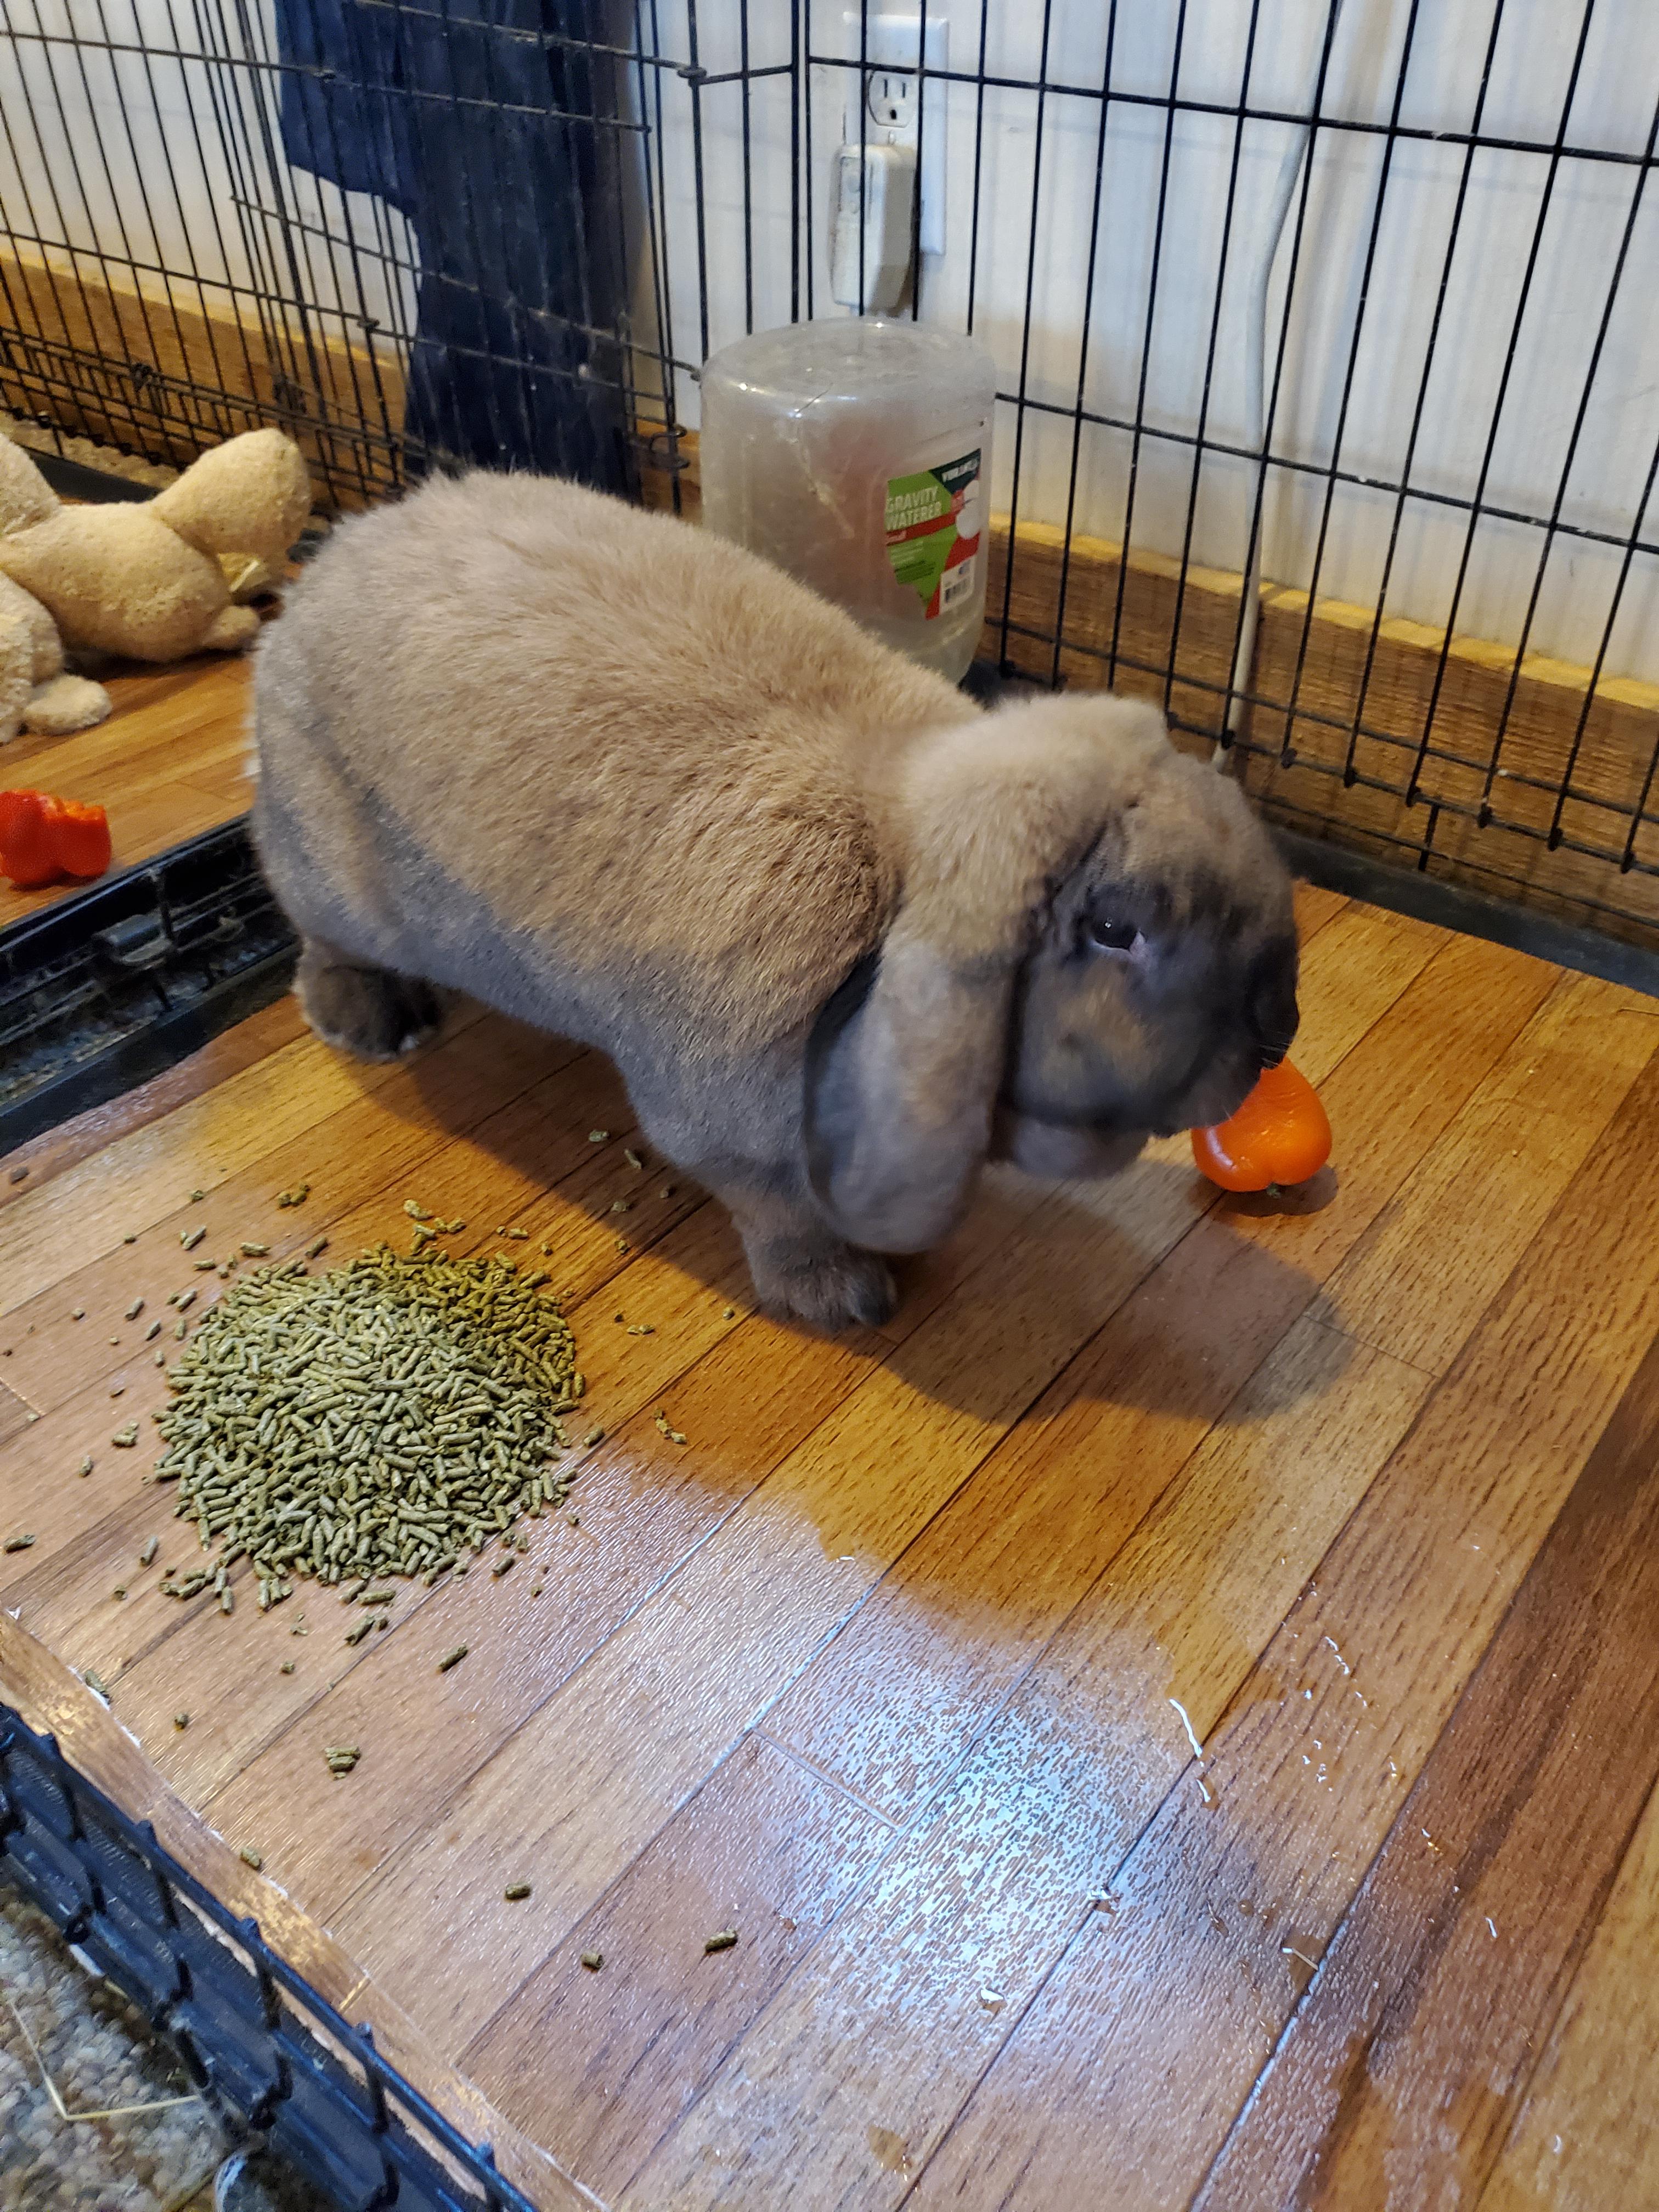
(252, 471, 1298, 1329)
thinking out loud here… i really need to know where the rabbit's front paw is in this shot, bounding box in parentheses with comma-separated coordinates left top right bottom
(751, 1238, 897, 1334)
(296, 940, 441, 1062)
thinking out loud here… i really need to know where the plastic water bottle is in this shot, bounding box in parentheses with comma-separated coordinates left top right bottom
(699, 318, 996, 685)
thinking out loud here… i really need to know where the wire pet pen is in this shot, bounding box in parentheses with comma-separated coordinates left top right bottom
(1, 0, 1657, 950)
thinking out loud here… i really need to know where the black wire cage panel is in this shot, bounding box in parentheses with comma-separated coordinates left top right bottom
(0, 1703, 540, 2212)
(2, 0, 1657, 948)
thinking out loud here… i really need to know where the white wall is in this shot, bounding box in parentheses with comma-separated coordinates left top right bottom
(0, 0, 415, 376)
(3, 0, 1655, 683)
(645, 0, 1659, 684)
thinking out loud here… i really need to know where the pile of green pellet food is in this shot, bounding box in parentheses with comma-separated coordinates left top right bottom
(150, 1244, 585, 1606)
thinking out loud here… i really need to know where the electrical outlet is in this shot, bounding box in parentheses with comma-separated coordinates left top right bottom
(840, 10, 947, 258)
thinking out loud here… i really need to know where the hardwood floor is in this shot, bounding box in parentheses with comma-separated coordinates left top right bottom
(2, 882, 1657, 2211)
(0, 653, 254, 929)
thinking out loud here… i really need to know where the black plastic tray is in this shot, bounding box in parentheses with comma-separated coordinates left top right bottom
(0, 819, 298, 1155)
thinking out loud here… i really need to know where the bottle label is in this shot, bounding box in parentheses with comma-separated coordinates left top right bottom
(884, 449, 983, 619)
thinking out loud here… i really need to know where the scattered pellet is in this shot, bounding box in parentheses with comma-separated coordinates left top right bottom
(582, 1428, 604, 1449)
(654, 1412, 689, 1446)
(276, 1186, 311, 1208)
(125, 1297, 145, 1321)
(438, 1645, 469, 1672)
(139, 1537, 159, 1566)
(219, 1588, 234, 1615)
(72, 1307, 86, 1320)
(174, 1712, 190, 1729)
(146, 1319, 162, 1341)
(111, 1424, 139, 1447)
(343, 1617, 374, 1646)
(722, 1308, 736, 1322)
(616, 1238, 631, 1252)
(661, 1184, 676, 1199)
(112, 1585, 127, 1600)
(239, 1242, 269, 1258)
(8, 1165, 27, 1184)
(240, 1847, 263, 1870)
(190, 1189, 205, 1201)
(491, 1554, 516, 1578)
(194, 1259, 217, 1272)
(504, 1882, 533, 1901)
(404, 1200, 432, 1220)
(280, 1661, 295, 1674)
(3, 1532, 36, 1553)
(123, 1234, 137, 1245)
(324, 1745, 359, 1776)
(177, 1289, 196, 1311)
(83, 1669, 111, 1701)
(182, 1227, 206, 1250)
(611, 1200, 631, 1215)
(624, 1148, 644, 1171)
(588, 1130, 608, 1143)
(306, 1236, 329, 1260)
(703, 1929, 738, 1955)
(580, 1950, 603, 1971)
(625, 1324, 654, 1336)
(110, 1385, 125, 1399)
(78, 1457, 93, 1477)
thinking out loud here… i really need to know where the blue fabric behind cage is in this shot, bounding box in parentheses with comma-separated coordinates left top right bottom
(273, 0, 627, 488)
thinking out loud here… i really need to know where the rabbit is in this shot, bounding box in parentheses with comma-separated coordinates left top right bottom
(251, 470, 1299, 1331)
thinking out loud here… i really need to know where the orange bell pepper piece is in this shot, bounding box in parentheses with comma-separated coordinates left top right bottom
(50, 797, 113, 881)
(1192, 1058, 1331, 1193)
(0, 789, 113, 889)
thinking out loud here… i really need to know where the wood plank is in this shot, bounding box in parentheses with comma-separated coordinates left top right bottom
(765, 932, 1558, 1821)
(0, 654, 256, 929)
(0, 1051, 692, 1673)
(0, 1615, 597, 2212)
(0, 1015, 580, 1414)
(762, 1217, 1313, 1822)
(1325, 975, 1659, 1372)
(1192, 1330, 1659, 2211)
(465, 1734, 896, 2203)
(1479, 1780, 1659, 2211)
(1209, 930, 1557, 1285)
(895, 1045, 1659, 2212)
(0, 1020, 512, 1317)
(620, 1318, 1430, 2212)
(323, 1144, 1212, 2049)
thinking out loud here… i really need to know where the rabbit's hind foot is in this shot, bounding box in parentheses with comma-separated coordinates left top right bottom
(295, 939, 441, 1063)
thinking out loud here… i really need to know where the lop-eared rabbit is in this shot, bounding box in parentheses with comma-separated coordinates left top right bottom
(252, 473, 1299, 1330)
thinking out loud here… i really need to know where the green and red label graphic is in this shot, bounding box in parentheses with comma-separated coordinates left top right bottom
(884, 449, 983, 619)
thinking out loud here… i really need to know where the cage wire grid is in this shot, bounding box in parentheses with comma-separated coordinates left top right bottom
(1, 0, 1657, 943)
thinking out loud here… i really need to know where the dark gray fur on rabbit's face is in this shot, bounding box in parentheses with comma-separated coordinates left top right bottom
(999, 815, 1300, 1150)
(806, 737, 1299, 1242)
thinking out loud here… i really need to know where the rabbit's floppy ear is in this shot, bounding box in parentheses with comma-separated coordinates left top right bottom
(806, 698, 1167, 1253)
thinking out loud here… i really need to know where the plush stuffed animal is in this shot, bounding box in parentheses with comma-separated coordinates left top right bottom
(0, 428, 312, 743)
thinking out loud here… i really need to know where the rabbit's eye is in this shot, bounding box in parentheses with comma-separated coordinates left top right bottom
(1084, 915, 1141, 956)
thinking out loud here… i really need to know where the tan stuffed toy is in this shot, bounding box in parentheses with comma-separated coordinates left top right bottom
(0, 428, 312, 743)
